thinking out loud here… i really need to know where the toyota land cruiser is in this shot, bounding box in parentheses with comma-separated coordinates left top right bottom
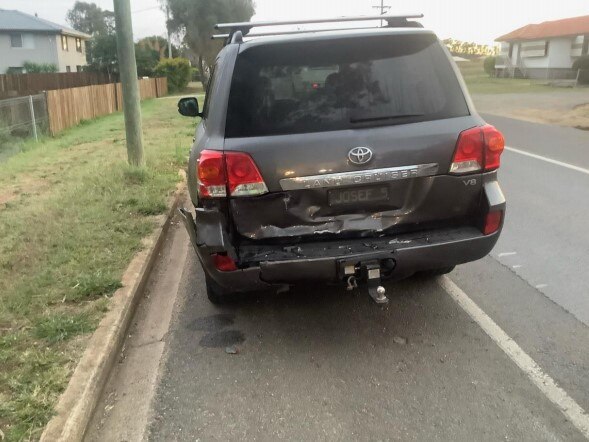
(178, 15, 506, 304)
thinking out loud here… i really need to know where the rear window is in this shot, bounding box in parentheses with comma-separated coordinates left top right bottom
(225, 33, 469, 138)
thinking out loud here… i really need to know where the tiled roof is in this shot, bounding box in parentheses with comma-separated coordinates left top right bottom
(496, 15, 589, 42)
(0, 9, 90, 38)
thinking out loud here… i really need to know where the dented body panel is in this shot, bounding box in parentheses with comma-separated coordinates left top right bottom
(229, 174, 483, 240)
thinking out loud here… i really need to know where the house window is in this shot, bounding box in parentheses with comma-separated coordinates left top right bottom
(10, 33, 23, 48)
(61, 35, 69, 51)
(508, 43, 514, 58)
(7, 66, 24, 74)
(76, 65, 82, 72)
(66, 66, 71, 72)
(583, 36, 589, 55)
(75, 38, 83, 52)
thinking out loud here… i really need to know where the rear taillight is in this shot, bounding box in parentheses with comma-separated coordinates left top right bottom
(197, 150, 268, 198)
(212, 253, 238, 271)
(225, 152, 268, 197)
(483, 210, 503, 235)
(450, 125, 505, 175)
(483, 125, 505, 171)
(198, 150, 227, 197)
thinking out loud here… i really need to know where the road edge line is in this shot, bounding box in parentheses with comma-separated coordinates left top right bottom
(40, 178, 187, 442)
(505, 146, 589, 175)
(438, 275, 589, 439)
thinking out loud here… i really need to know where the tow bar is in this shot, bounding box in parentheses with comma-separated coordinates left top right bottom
(366, 262, 388, 304)
(341, 259, 389, 304)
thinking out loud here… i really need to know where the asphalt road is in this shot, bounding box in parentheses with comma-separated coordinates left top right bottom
(87, 116, 589, 441)
(482, 114, 589, 326)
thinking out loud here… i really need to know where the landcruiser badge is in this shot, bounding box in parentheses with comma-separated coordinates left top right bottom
(348, 147, 373, 165)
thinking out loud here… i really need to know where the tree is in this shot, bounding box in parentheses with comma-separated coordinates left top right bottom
(86, 34, 118, 74)
(164, 0, 255, 88)
(67, 2, 117, 71)
(66, 1, 115, 37)
(137, 36, 179, 59)
(135, 45, 160, 77)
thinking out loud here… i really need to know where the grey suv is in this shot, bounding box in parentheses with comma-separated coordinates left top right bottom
(178, 15, 506, 304)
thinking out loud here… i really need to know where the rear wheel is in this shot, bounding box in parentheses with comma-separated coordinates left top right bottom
(205, 274, 231, 304)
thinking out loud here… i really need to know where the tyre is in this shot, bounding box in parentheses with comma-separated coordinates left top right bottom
(205, 274, 232, 304)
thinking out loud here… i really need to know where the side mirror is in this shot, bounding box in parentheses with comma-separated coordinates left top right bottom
(178, 97, 201, 117)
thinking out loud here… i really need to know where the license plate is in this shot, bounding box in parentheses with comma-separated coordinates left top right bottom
(328, 186, 389, 206)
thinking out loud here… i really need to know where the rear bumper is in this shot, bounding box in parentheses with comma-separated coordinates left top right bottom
(247, 227, 499, 285)
(180, 177, 505, 292)
(181, 210, 501, 292)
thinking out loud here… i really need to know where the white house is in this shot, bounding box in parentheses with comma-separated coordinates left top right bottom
(495, 15, 589, 79)
(0, 9, 91, 74)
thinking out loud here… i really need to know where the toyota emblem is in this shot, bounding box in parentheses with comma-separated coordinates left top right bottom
(348, 147, 373, 165)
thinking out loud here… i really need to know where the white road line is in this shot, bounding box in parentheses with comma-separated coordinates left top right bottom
(536, 284, 549, 289)
(498, 252, 517, 258)
(506, 146, 589, 175)
(512, 265, 522, 269)
(438, 276, 589, 439)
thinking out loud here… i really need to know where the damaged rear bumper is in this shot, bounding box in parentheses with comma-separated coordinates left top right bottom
(242, 227, 500, 284)
(179, 178, 505, 293)
(180, 208, 501, 292)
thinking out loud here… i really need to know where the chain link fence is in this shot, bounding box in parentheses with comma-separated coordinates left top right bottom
(0, 94, 47, 161)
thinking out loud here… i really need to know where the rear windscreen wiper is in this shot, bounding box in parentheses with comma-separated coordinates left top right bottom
(350, 114, 425, 123)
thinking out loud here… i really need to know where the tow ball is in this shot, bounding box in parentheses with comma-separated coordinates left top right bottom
(343, 260, 389, 304)
(366, 262, 388, 304)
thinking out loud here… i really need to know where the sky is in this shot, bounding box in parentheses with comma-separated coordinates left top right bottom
(2, 0, 588, 46)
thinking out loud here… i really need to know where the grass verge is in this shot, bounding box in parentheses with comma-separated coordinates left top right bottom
(0, 97, 194, 440)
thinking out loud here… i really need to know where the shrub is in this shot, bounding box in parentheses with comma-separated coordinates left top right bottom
(153, 58, 191, 92)
(572, 55, 589, 71)
(483, 56, 496, 77)
(23, 62, 58, 73)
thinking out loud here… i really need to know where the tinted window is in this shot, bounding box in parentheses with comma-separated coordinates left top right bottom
(226, 34, 468, 138)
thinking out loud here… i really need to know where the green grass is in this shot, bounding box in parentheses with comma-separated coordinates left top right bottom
(458, 59, 574, 95)
(0, 97, 195, 440)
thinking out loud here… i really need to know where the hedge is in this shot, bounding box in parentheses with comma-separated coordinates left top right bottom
(153, 58, 191, 92)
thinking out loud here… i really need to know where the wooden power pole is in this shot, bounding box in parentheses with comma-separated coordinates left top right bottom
(113, 0, 145, 167)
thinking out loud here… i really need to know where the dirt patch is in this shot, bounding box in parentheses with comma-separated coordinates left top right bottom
(0, 191, 16, 207)
(0, 177, 50, 209)
(472, 91, 589, 128)
(498, 104, 589, 128)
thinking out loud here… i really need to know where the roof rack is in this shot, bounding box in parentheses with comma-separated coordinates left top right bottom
(213, 14, 424, 44)
(211, 25, 401, 40)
